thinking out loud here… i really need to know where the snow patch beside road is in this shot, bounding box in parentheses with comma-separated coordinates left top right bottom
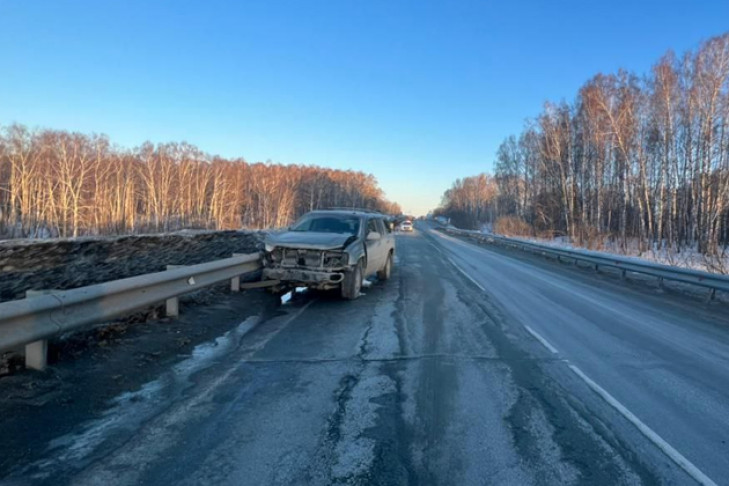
(14, 315, 262, 482)
(479, 231, 728, 274)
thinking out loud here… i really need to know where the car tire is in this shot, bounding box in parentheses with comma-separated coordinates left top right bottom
(377, 253, 392, 280)
(341, 260, 363, 300)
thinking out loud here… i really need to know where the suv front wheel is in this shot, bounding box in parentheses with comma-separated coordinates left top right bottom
(341, 260, 363, 300)
(377, 253, 392, 280)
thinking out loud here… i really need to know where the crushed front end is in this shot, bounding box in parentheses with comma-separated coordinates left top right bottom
(263, 247, 350, 289)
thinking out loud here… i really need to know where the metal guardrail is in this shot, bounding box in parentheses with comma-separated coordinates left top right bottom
(0, 252, 263, 369)
(442, 227, 729, 297)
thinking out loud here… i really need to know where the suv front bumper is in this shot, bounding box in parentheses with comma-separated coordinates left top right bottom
(263, 267, 345, 287)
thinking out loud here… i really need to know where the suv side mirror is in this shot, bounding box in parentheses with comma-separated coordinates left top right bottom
(366, 231, 381, 241)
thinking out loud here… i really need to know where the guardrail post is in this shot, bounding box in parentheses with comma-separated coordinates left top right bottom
(707, 288, 716, 303)
(24, 290, 54, 370)
(25, 339, 48, 371)
(166, 296, 179, 317)
(231, 253, 247, 292)
(165, 265, 185, 317)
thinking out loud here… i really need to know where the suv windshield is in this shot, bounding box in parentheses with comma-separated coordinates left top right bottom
(291, 215, 361, 235)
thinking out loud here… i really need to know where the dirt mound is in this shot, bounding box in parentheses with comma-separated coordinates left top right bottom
(0, 230, 264, 303)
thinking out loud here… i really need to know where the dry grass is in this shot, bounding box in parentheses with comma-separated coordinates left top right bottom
(493, 216, 533, 237)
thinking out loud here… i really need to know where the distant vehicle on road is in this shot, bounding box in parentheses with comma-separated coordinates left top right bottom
(399, 220, 414, 232)
(263, 209, 396, 299)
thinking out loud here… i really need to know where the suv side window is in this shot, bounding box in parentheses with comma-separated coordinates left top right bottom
(367, 218, 379, 235)
(381, 218, 392, 233)
(375, 218, 387, 235)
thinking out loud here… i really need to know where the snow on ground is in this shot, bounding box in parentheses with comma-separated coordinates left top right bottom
(280, 287, 309, 304)
(475, 230, 729, 275)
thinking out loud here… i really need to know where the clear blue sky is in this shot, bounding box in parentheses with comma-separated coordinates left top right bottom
(2, 1, 728, 215)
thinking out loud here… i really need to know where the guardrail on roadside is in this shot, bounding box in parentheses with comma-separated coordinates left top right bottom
(441, 227, 729, 299)
(0, 252, 263, 370)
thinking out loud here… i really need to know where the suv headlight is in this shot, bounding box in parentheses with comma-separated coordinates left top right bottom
(323, 251, 347, 267)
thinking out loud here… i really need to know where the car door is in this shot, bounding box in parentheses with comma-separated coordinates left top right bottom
(375, 217, 394, 259)
(364, 217, 384, 276)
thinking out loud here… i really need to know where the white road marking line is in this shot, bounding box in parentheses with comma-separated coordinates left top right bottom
(446, 257, 486, 292)
(432, 226, 716, 485)
(523, 325, 559, 354)
(427, 240, 446, 256)
(568, 364, 717, 486)
(241, 299, 316, 357)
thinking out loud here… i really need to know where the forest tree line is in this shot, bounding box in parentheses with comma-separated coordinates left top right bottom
(0, 124, 401, 238)
(438, 32, 729, 256)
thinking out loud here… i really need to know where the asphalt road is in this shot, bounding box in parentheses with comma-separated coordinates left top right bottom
(4, 225, 729, 485)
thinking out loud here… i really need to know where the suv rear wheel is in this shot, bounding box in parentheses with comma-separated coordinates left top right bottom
(341, 260, 363, 300)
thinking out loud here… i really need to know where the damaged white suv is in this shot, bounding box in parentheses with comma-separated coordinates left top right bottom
(263, 210, 395, 299)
